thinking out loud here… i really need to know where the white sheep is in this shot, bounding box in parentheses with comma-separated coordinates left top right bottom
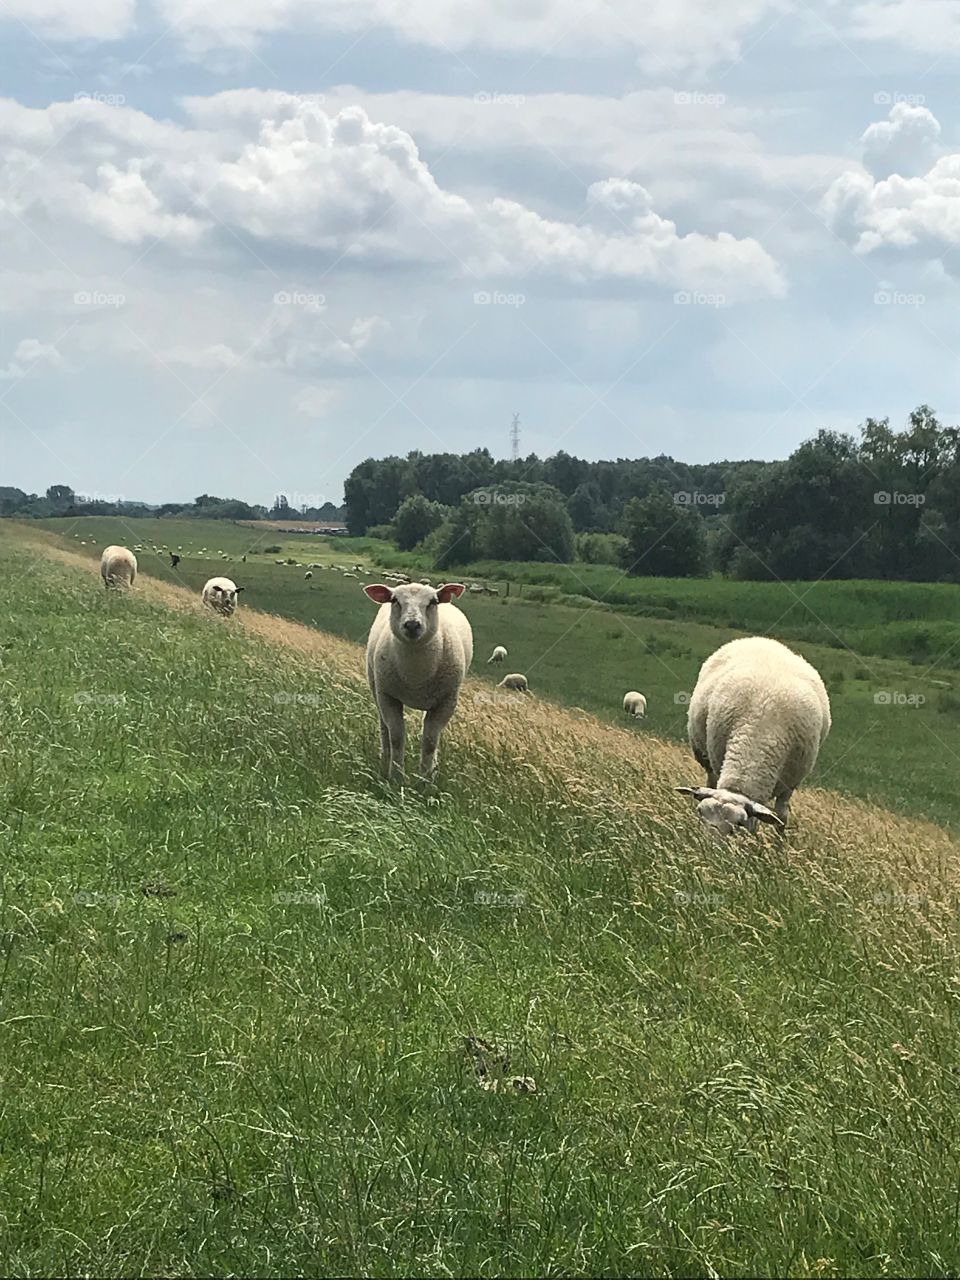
(623, 691, 647, 717)
(677, 636, 831, 834)
(487, 645, 508, 665)
(202, 576, 244, 616)
(498, 672, 529, 693)
(363, 581, 473, 780)
(100, 545, 137, 589)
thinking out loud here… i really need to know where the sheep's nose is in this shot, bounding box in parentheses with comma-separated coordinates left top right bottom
(403, 618, 423, 637)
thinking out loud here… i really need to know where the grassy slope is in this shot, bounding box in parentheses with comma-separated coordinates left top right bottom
(2, 525, 960, 1275)
(28, 517, 960, 832)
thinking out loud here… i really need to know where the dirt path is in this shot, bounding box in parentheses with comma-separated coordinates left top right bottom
(19, 526, 960, 919)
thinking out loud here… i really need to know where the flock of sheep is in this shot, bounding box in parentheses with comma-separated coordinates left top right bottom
(98, 543, 832, 835)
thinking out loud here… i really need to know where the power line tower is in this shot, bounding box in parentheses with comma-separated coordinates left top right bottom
(510, 413, 520, 461)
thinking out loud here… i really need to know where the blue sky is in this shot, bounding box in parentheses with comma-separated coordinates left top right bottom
(1, 0, 959, 505)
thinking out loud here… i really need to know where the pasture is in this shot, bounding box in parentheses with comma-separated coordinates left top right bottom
(2, 521, 960, 1275)
(31, 516, 960, 832)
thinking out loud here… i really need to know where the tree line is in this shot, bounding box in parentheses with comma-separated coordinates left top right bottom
(345, 407, 960, 581)
(0, 487, 345, 523)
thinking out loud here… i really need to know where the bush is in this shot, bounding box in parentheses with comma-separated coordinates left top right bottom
(576, 532, 627, 565)
(366, 524, 394, 541)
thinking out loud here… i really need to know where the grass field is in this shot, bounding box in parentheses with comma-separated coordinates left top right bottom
(2, 522, 960, 1275)
(28, 516, 960, 832)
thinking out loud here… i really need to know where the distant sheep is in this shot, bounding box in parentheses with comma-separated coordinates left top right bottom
(343, 572, 358, 579)
(677, 636, 831, 834)
(487, 645, 508, 665)
(304, 571, 313, 579)
(498, 673, 528, 693)
(623, 691, 646, 717)
(364, 581, 473, 780)
(202, 576, 244, 616)
(100, 545, 137, 590)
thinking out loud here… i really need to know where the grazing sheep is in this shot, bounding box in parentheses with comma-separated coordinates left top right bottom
(343, 571, 358, 579)
(487, 645, 508, 665)
(363, 581, 473, 781)
(202, 576, 244, 616)
(623, 690, 646, 717)
(498, 672, 528, 693)
(419, 577, 432, 585)
(100, 545, 137, 590)
(677, 636, 831, 834)
(484, 585, 500, 597)
(304, 571, 313, 579)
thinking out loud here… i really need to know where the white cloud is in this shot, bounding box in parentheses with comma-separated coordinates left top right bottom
(1, 97, 784, 300)
(0, 0, 134, 40)
(850, 0, 960, 55)
(293, 384, 341, 417)
(157, 0, 789, 73)
(861, 103, 941, 179)
(0, 337, 64, 379)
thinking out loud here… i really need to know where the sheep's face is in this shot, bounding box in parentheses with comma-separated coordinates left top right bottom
(364, 582, 465, 643)
(210, 582, 242, 613)
(676, 786, 783, 837)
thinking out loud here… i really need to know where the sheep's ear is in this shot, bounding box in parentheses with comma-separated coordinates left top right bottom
(436, 583, 465, 602)
(745, 800, 784, 828)
(235, 586, 245, 593)
(676, 786, 714, 801)
(364, 584, 393, 604)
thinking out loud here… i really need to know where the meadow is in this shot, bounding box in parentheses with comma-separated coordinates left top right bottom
(2, 521, 960, 1275)
(31, 515, 960, 832)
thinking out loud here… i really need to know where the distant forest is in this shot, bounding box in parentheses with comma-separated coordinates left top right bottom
(344, 406, 960, 581)
(0, 488, 346, 524)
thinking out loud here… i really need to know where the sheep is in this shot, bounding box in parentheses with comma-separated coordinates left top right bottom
(100, 545, 137, 590)
(304, 571, 313, 579)
(343, 572, 358, 579)
(498, 673, 528, 693)
(363, 581, 473, 781)
(202, 576, 244, 616)
(677, 636, 831, 834)
(623, 691, 646, 717)
(487, 645, 508, 665)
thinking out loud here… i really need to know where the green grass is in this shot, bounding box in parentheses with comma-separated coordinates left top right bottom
(28, 516, 960, 833)
(3, 525, 960, 1275)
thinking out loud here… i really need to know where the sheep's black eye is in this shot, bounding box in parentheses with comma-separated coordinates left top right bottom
(428, 599, 438, 607)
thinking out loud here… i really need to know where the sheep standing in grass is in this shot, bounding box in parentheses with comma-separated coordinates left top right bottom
(498, 673, 528, 693)
(623, 691, 646, 717)
(202, 576, 244, 616)
(364, 582, 473, 781)
(488, 645, 508, 665)
(677, 636, 831, 834)
(100, 545, 137, 590)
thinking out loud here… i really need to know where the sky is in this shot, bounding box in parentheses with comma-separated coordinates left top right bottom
(1, 1, 959, 506)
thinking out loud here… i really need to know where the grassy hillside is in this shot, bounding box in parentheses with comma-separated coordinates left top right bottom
(26, 516, 960, 832)
(2, 524, 960, 1275)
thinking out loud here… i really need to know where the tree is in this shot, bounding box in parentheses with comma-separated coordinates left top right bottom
(46, 484, 75, 509)
(620, 489, 707, 577)
(391, 494, 450, 551)
(270, 494, 293, 520)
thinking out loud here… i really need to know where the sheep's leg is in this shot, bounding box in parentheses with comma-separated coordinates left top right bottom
(773, 788, 792, 830)
(378, 695, 405, 780)
(420, 697, 457, 780)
